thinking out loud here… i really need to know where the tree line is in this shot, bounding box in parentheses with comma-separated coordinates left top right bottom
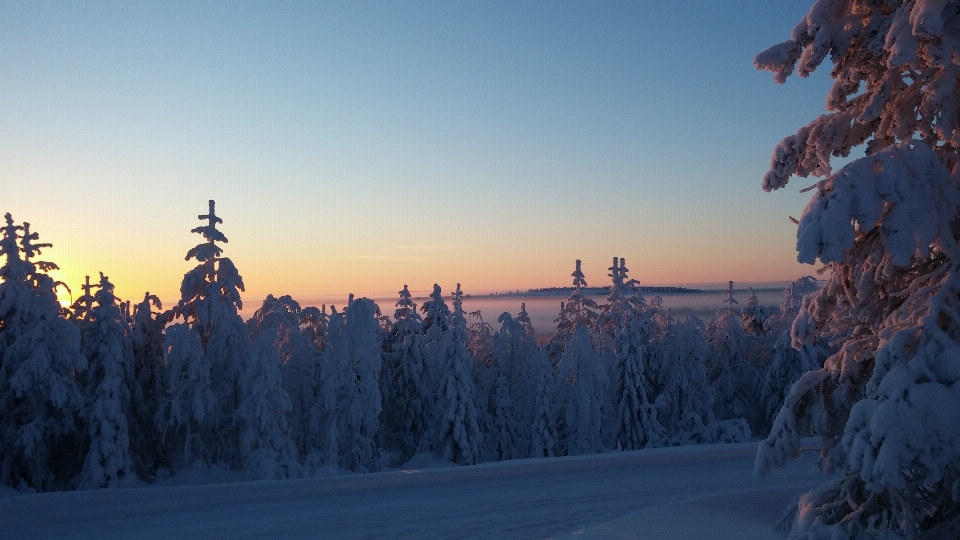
(0, 200, 827, 491)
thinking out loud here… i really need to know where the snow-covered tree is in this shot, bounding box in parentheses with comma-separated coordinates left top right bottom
(546, 260, 601, 365)
(158, 324, 216, 469)
(435, 284, 482, 465)
(741, 287, 776, 337)
(389, 285, 432, 457)
(595, 257, 663, 450)
(556, 326, 607, 455)
(78, 273, 136, 489)
(246, 294, 320, 459)
(759, 277, 824, 427)
(421, 283, 450, 391)
(651, 314, 714, 441)
(171, 200, 249, 467)
(489, 311, 538, 458)
(706, 288, 761, 430)
(236, 333, 301, 480)
(0, 216, 87, 491)
(128, 292, 169, 477)
(529, 349, 557, 458)
(610, 310, 665, 451)
(68, 275, 99, 324)
(313, 298, 382, 472)
(300, 305, 329, 353)
(754, 4, 960, 536)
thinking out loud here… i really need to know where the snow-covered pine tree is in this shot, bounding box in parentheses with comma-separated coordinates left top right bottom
(340, 298, 383, 472)
(741, 287, 776, 337)
(171, 200, 249, 468)
(490, 311, 538, 459)
(390, 285, 432, 457)
(596, 257, 663, 450)
(759, 277, 824, 428)
(489, 363, 520, 461)
(546, 260, 601, 365)
(421, 283, 450, 392)
(650, 313, 715, 442)
(0, 216, 87, 491)
(312, 298, 382, 472)
(517, 303, 536, 338)
(246, 294, 321, 459)
(300, 305, 329, 353)
(754, 3, 960, 536)
(128, 292, 169, 478)
(68, 275, 99, 324)
(706, 282, 763, 432)
(78, 273, 136, 489)
(610, 308, 665, 451)
(435, 284, 482, 465)
(556, 325, 607, 455)
(529, 349, 557, 458)
(236, 332, 301, 480)
(466, 309, 497, 447)
(159, 323, 216, 469)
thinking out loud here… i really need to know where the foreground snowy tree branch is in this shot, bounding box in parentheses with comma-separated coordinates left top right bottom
(754, 2, 960, 537)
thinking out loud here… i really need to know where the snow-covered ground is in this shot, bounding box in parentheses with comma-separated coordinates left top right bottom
(1, 441, 829, 539)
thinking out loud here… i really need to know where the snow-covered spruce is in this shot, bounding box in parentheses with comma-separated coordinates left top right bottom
(129, 292, 170, 478)
(435, 284, 483, 465)
(0, 216, 87, 491)
(490, 311, 538, 458)
(313, 297, 383, 473)
(236, 332, 302, 480)
(389, 285, 433, 457)
(247, 295, 321, 461)
(162, 200, 250, 467)
(555, 326, 607, 456)
(546, 260, 601, 366)
(421, 283, 450, 393)
(78, 273, 137, 489)
(755, 3, 960, 537)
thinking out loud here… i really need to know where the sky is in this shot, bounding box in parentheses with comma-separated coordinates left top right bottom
(0, 0, 840, 308)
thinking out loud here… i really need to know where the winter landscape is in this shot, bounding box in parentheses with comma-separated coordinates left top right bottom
(4, 0, 960, 539)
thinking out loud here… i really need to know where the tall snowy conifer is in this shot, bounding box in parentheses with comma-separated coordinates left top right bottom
(529, 349, 557, 458)
(78, 273, 136, 489)
(436, 284, 482, 465)
(556, 326, 607, 455)
(754, 4, 960, 536)
(390, 285, 432, 456)
(706, 282, 762, 431)
(129, 292, 169, 477)
(159, 323, 215, 468)
(598, 257, 663, 450)
(170, 200, 248, 467)
(0, 216, 86, 491)
(651, 314, 715, 441)
(300, 305, 329, 354)
(547, 260, 601, 365)
(236, 332, 301, 480)
(247, 294, 320, 459)
(314, 298, 382, 472)
(421, 283, 450, 392)
(759, 277, 824, 427)
(490, 311, 538, 458)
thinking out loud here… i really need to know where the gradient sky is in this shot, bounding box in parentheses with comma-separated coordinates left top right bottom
(1, 1, 838, 308)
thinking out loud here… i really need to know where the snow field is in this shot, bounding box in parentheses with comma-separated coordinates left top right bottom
(1, 441, 828, 539)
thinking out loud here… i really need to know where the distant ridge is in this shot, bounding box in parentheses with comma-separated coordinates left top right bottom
(475, 285, 705, 298)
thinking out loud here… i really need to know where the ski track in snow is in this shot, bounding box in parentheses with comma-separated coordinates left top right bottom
(0, 442, 827, 539)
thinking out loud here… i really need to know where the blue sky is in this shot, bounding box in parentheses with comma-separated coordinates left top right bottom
(0, 1, 836, 304)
